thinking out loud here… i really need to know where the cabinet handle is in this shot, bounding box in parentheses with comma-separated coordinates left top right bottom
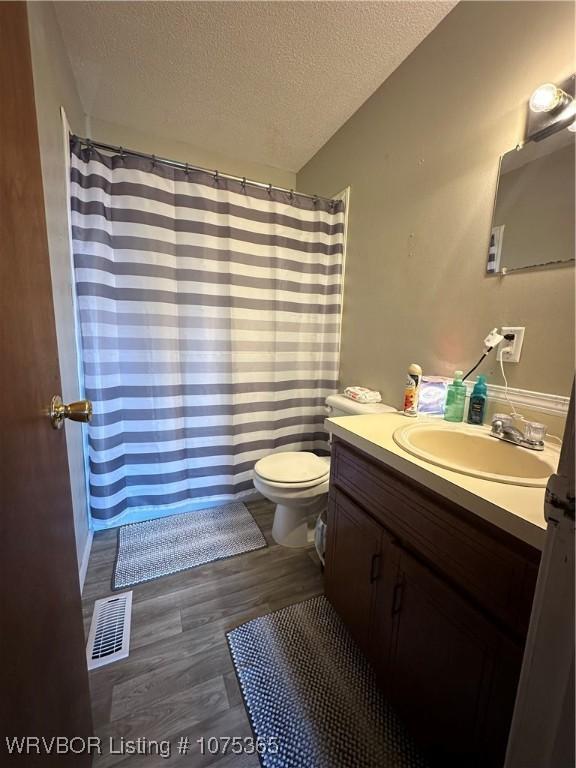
(392, 577, 404, 615)
(369, 553, 381, 583)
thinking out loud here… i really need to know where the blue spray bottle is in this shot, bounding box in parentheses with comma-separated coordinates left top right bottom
(467, 375, 488, 425)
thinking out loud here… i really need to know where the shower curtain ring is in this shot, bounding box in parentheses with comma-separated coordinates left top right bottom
(267, 183, 272, 196)
(313, 195, 319, 207)
(289, 189, 294, 202)
(119, 147, 125, 161)
(185, 163, 190, 176)
(213, 170, 220, 184)
(152, 154, 157, 168)
(241, 177, 247, 192)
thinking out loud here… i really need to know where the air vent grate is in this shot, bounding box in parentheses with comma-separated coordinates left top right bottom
(86, 592, 132, 670)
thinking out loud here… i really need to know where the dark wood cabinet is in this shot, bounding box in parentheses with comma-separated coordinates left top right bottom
(379, 546, 522, 766)
(325, 438, 540, 768)
(325, 489, 388, 657)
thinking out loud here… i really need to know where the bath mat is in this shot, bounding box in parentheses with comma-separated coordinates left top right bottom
(112, 502, 266, 589)
(227, 595, 428, 768)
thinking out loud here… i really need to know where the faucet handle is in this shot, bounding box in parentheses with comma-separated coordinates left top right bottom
(523, 421, 547, 446)
(491, 417, 503, 434)
(491, 413, 512, 434)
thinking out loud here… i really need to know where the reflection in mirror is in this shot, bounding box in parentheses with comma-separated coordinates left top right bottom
(487, 129, 575, 273)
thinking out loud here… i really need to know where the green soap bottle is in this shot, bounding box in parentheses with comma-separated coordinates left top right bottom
(444, 370, 467, 422)
(467, 375, 488, 425)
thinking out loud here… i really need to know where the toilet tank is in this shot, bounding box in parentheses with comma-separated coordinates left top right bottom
(325, 393, 396, 417)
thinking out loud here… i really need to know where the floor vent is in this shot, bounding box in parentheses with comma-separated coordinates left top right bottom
(86, 592, 132, 670)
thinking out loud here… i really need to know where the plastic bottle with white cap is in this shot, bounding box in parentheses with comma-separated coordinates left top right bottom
(403, 363, 422, 417)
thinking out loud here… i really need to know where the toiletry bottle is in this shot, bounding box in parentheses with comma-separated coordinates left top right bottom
(444, 371, 467, 422)
(403, 363, 422, 417)
(467, 375, 488, 425)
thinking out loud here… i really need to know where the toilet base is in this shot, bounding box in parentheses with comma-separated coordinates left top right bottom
(271, 504, 310, 548)
(272, 504, 322, 549)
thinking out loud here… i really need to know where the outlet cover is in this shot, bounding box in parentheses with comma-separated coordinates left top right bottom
(498, 326, 525, 363)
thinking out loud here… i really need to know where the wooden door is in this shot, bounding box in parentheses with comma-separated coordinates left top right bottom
(505, 382, 575, 767)
(0, 2, 93, 763)
(324, 488, 387, 656)
(384, 546, 521, 768)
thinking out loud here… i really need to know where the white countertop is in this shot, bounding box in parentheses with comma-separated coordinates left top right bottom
(326, 413, 554, 550)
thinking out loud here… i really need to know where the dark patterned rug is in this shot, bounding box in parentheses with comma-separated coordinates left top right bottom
(227, 595, 428, 768)
(112, 502, 266, 589)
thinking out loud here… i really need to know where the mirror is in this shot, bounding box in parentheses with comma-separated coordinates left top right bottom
(487, 128, 575, 273)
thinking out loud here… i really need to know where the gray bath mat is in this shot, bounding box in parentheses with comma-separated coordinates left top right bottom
(227, 595, 428, 768)
(113, 502, 266, 589)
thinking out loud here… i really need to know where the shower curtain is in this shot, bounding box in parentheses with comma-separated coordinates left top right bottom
(70, 139, 345, 528)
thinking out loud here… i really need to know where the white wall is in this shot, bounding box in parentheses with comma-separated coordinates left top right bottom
(298, 1, 575, 404)
(27, 0, 92, 586)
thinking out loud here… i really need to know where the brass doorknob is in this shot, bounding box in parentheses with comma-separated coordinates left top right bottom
(50, 395, 93, 430)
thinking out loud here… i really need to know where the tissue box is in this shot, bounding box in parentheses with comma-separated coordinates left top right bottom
(418, 377, 449, 416)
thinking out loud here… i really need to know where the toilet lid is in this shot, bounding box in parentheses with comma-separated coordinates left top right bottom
(254, 452, 330, 484)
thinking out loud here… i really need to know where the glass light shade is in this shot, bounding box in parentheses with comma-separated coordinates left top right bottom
(529, 83, 562, 113)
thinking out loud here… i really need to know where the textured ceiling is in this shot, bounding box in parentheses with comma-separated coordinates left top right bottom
(55, 1, 457, 172)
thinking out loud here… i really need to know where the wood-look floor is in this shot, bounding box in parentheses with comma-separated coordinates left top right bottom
(82, 498, 324, 767)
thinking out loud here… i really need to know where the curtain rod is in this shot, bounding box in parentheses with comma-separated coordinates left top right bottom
(71, 135, 339, 207)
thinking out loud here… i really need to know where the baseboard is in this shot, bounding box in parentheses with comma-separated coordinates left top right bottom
(79, 529, 93, 595)
(463, 381, 570, 417)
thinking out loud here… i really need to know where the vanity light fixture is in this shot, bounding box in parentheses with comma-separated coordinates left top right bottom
(529, 82, 572, 113)
(526, 75, 575, 142)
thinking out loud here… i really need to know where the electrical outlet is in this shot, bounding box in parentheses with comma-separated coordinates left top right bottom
(498, 326, 525, 363)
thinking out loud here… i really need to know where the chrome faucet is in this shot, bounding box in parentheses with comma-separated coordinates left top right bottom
(490, 416, 546, 451)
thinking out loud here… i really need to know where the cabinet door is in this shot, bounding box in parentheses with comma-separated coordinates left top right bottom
(324, 488, 387, 657)
(384, 546, 521, 768)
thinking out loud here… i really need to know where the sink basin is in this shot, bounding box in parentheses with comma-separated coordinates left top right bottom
(393, 421, 559, 487)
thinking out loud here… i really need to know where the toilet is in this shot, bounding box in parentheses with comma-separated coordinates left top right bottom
(253, 394, 396, 547)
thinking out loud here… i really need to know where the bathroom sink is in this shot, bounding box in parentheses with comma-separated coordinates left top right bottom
(393, 421, 559, 487)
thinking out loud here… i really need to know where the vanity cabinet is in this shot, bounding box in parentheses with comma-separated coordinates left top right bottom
(325, 438, 540, 768)
(325, 488, 388, 658)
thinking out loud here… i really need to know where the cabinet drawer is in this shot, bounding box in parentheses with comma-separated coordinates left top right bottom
(331, 438, 540, 637)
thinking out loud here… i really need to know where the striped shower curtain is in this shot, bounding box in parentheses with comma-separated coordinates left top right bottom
(70, 140, 345, 528)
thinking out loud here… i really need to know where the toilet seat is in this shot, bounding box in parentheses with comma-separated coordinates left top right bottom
(254, 452, 330, 486)
(253, 472, 330, 491)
